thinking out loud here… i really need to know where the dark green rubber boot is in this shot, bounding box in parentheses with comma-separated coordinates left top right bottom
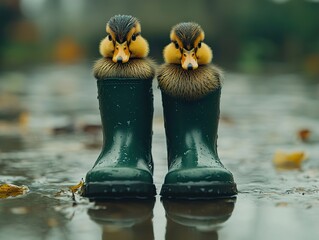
(160, 87, 237, 199)
(84, 78, 156, 199)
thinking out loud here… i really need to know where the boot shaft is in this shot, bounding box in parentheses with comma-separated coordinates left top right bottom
(161, 88, 221, 166)
(96, 79, 154, 165)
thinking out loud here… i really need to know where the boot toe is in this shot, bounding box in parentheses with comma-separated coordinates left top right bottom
(161, 167, 237, 199)
(165, 167, 234, 183)
(84, 167, 156, 199)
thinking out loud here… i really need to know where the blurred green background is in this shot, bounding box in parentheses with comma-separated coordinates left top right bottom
(1, 0, 319, 77)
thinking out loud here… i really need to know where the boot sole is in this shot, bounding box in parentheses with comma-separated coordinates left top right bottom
(160, 181, 237, 199)
(83, 181, 156, 200)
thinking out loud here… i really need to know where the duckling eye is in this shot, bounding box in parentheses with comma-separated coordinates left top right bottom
(174, 42, 179, 49)
(198, 42, 202, 48)
(132, 34, 136, 41)
(108, 35, 112, 41)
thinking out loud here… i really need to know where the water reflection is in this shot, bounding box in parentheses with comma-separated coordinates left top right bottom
(162, 198, 236, 240)
(0, 193, 71, 239)
(88, 199, 155, 240)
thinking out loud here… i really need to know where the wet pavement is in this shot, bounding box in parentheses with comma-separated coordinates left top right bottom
(0, 64, 319, 239)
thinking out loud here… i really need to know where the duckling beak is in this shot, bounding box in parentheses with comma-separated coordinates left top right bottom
(112, 41, 130, 63)
(181, 49, 198, 70)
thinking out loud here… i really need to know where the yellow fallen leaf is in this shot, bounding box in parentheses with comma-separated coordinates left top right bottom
(276, 202, 288, 207)
(0, 183, 29, 199)
(273, 151, 307, 170)
(69, 179, 84, 194)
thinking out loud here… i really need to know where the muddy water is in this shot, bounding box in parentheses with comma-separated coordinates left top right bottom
(0, 65, 319, 240)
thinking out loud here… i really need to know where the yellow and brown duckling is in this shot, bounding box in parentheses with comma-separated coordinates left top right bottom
(158, 22, 222, 99)
(94, 15, 155, 79)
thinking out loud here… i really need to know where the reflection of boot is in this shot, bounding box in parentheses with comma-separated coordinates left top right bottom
(160, 88, 237, 198)
(88, 199, 155, 240)
(84, 78, 156, 199)
(163, 198, 236, 240)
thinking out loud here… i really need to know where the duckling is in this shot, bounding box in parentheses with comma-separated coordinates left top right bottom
(163, 22, 212, 70)
(158, 22, 222, 100)
(93, 15, 155, 80)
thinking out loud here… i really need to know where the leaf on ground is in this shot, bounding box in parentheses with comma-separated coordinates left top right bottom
(298, 129, 311, 142)
(276, 202, 289, 207)
(273, 151, 307, 170)
(0, 183, 29, 199)
(68, 179, 84, 194)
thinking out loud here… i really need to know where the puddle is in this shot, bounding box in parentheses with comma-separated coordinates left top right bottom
(0, 65, 319, 239)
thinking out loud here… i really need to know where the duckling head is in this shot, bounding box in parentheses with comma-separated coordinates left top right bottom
(163, 22, 213, 70)
(100, 15, 149, 63)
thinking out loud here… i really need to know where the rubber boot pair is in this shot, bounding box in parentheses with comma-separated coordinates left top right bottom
(84, 76, 237, 199)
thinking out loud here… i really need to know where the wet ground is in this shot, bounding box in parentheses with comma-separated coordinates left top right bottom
(0, 64, 319, 240)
